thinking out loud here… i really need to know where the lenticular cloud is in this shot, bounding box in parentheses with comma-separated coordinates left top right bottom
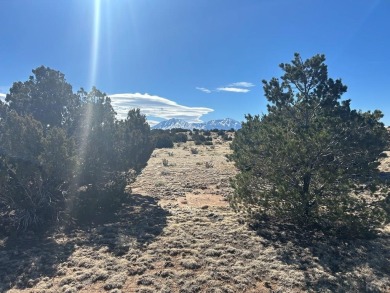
(109, 93, 214, 124)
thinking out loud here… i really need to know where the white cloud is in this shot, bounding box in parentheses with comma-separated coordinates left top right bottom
(228, 82, 255, 88)
(0, 92, 212, 125)
(196, 81, 254, 94)
(196, 87, 212, 94)
(216, 87, 250, 93)
(146, 119, 161, 127)
(109, 93, 214, 123)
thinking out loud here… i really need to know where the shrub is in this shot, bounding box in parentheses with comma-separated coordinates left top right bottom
(162, 158, 169, 167)
(0, 112, 73, 230)
(66, 171, 136, 224)
(192, 133, 206, 142)
(222, 134, 232, 141)
(191, 148, 199, 154)
(217, 130, 225, 136)
(170, 128, 188, 134)
(205, 162, 214, 168)
(173, 133, 188, 143)
(154, 133, 174, 148)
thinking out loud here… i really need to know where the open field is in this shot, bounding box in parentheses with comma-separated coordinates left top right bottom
(1, 139, 390, 292)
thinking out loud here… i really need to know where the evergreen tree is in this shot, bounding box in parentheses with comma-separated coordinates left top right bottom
(0, 68, 154, 230)
(230, 53, 389, 237)
(5, 66, 79, 131)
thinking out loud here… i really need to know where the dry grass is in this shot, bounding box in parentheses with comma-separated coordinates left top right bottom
(1, 138, 390, 292)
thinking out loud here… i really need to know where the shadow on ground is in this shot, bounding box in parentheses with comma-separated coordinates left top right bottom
(254, 221, 390, 292)
(0, 233, 75, 292)
(76, 193, 170, 255)
(0, 193, 169, 291)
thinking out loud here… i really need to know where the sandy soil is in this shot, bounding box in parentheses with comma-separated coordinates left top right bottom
(1, 140, 389, 292)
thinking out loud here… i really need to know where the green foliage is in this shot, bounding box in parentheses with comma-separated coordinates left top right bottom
(0, 67, 154, 232)
(151, 129, 187, 147)
(115, 109, 154, 172)
(170, 128, 188, 134)
(74, 87, 116, 185)
(173, 133, 188, 143)
(217, 130, 226, 136)
(6, 66, 79, 131)
(66, 171, 135, 224)
(0, 111, 73, 230)
(191, 132, 213, 145)
(192, 133, 206, 142)
(41, 127, 75, 188)
(153, 133, 174, 148)
(230, 53, 389, 237)
(222, 134, 232, 141)
(68, 91, 153, 225)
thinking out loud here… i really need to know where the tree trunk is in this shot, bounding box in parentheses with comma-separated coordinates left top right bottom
(302, 173, 311, 219)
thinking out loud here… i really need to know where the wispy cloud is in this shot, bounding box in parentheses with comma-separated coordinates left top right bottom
(0, 93, 6, 102)
(228, 82, 255, 88)
(216, 87, 250, 93)
(197, 81, 255, 94)
(196, 87, 212, 94)
(109, 93, 214, 123)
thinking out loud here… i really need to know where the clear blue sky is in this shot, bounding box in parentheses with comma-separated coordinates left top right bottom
(1, 0, 389, 125)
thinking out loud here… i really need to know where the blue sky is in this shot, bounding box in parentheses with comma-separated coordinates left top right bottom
(1, 0, 389, 125)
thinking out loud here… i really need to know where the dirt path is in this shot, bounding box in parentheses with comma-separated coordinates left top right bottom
(2, 141, 390, 292)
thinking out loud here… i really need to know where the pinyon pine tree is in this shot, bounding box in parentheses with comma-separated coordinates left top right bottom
(229, 53, 389, 237)
(0, 67, 154, 231)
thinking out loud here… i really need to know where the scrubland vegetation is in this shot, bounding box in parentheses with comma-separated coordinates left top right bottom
(0, 66, 154, 232)
(152, 128, 232, 149)
(0, 54, 389, 292)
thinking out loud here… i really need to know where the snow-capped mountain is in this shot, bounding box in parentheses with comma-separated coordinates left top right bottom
(204, 118, 241, 130)
(151, 118, 193, 130)
(152, 118, 241, 130)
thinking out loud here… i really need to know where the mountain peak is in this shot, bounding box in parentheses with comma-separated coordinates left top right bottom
(152, 118, 241, 130)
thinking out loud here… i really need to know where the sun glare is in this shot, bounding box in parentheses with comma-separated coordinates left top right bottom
(73, 0, 104, 188)
(89, 0, 101, 89)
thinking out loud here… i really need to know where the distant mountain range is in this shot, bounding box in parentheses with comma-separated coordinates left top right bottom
(152, 118, 241, 130)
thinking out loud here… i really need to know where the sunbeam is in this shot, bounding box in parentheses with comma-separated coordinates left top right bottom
(89, 0, 101, 89)
(73, 0, 104, 191)
(103, 0, 113, 84)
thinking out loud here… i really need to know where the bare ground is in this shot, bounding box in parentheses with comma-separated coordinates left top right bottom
(1, 141, 390, 293)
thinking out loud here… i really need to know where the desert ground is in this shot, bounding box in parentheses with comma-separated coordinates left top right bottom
(1, 138, 389, 292)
